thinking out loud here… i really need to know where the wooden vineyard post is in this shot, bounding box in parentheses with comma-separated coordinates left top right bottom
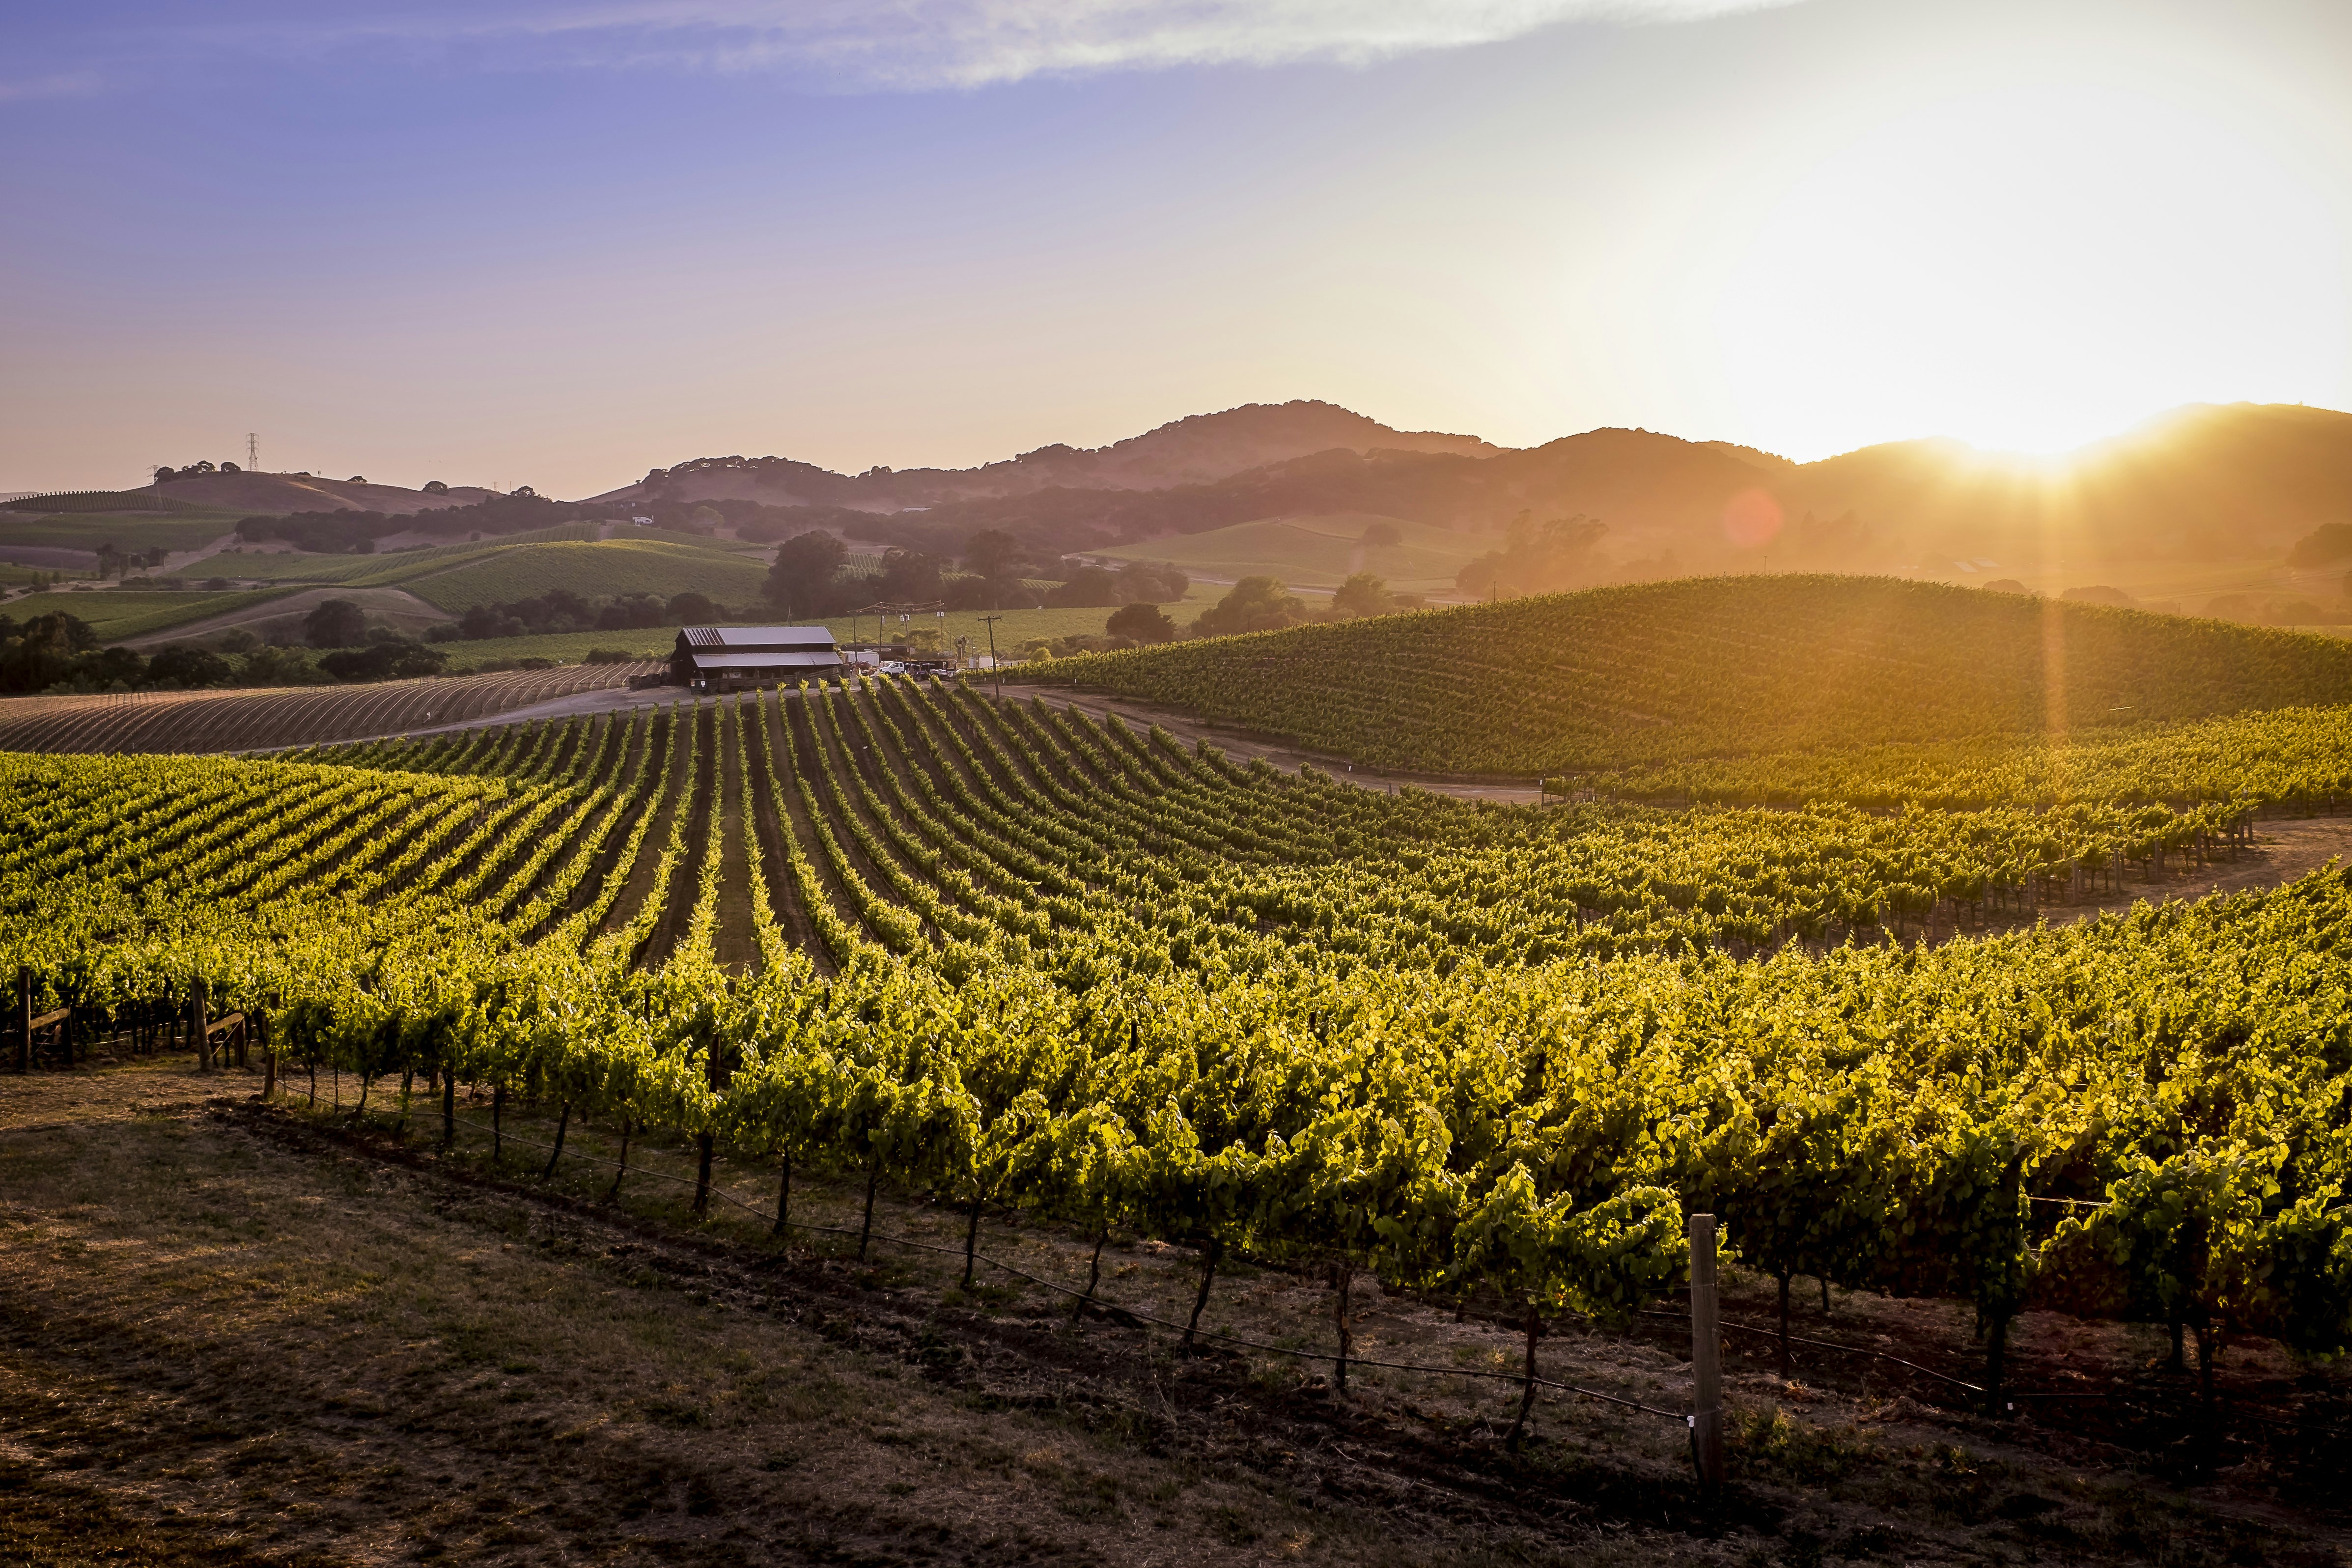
(192, 979, 211, 1073)
(1691, 1213, 1725, 1491)
(14, 969, 28, 1075)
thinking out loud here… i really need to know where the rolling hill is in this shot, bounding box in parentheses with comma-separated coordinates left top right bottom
(608, 401, 2352, 591)
(1017, 574, 2352, 775)
(586, 399, 1499, 513)
(20, 399, 2352, 620)
(145, 471, 501, 516)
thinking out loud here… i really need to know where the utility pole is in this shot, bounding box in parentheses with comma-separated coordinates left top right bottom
(979, 614, 1004, 702)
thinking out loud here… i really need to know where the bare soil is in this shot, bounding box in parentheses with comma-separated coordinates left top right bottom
(3, 1058, 2347, 1568)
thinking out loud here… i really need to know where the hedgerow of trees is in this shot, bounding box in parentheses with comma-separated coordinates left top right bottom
(0, 611, 443, 697)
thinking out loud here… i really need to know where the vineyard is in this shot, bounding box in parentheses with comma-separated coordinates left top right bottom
(1019, 575, 2352, 774)
(1581, 702, 2352, 812)
(0, 661, 656, 754)
(10, 672, 2352, 1430)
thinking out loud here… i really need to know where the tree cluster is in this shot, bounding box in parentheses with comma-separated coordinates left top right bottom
(0, 611, 432, 697)
(91, 543, 172, 580)
(1456, 512, 1608, 599)
(761, 527, 1190, 621)
(2286, 522, 2352, 569)
(1045, 560, 1188, 608)
(151, 460, 242, 481)
(432, 589, 730, 642)
(1091, 570, 1415, 651)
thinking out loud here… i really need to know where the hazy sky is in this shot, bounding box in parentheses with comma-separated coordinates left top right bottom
(5, 0, 2350, 497)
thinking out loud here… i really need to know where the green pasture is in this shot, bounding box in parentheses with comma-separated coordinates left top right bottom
(0, 588, 296, 641)
(407, 539, 773, 613)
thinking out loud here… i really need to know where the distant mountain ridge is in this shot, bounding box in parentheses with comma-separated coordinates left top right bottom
(584, 400, 1499, 512)
(87, 400, 2352, 579)
(806, 402, 2352, 577)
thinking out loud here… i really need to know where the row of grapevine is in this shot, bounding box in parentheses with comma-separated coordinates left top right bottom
(1017, 575, 2352, 775)
(8, 675, 2352, 1398)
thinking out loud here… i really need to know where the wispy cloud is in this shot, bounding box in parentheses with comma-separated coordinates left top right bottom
(0, 70, 104, 102)
(217, 0, 1802, 89)
(706, 0, 1802, 87)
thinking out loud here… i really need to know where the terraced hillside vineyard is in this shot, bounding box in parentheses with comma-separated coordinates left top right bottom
(1020, 576, 2352, 774)
(8, 675, 2351, 1389)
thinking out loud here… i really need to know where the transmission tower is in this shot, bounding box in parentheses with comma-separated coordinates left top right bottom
(247, 432, 258, 471)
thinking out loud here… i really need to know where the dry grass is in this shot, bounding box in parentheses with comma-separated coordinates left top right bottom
(2, 1057, 2347, 1567)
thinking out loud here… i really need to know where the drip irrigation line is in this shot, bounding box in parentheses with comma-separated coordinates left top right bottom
(1646, 1307, 1994, 1392)
(433, 1108, 1683, 1421)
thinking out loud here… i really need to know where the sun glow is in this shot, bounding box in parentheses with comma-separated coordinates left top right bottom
(1713, 80, 2348, 459)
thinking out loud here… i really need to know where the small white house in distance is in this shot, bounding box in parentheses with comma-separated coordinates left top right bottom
(672, 625, 845, 692)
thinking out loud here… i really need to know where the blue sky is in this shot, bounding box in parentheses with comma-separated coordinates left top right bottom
(5, 0, 2350, 496)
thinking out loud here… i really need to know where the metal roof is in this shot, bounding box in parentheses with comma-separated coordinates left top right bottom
(679, 625, 837, 650)
(686, 650, 845, 671)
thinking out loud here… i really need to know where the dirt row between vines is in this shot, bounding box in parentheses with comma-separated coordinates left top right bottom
(4, 1058, 2349, 1568)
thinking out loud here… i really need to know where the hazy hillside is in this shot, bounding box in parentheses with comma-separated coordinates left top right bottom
(585, 399, 1498, 512)
(1019, 574, 2352, 774)
(29, 400, 2351, 592)
(1775, 403, 2352, 568)
(656, 401, 2352, 585)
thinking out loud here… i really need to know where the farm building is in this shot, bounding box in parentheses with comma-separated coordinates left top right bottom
(672, 625, 845, 691)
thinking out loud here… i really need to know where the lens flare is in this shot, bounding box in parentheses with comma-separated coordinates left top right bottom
(1721, 488, 1782, 549)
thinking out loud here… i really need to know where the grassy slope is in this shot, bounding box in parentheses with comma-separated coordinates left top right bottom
(0, 588, 298, 640)
(1093, 511, 1477, 591)
(406, 539, 772, 612)
(0, 510, 238, 554)
(1019, 574, 2352, 775)
(200, 523, 605, 585)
